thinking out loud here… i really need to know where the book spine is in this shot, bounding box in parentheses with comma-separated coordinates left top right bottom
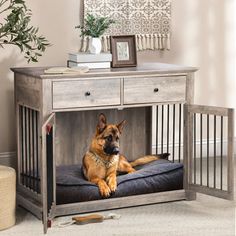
(68, 61, 111, 69)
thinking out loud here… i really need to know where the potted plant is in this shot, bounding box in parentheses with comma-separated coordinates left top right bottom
(0, 0, 50, 62)
(76, 14, 115, 54)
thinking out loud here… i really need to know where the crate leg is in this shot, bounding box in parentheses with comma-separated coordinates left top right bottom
(185, 190, 197, 201)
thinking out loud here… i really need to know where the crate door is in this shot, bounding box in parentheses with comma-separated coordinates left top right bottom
(184, 105, 234, 200)
(42, 113, 55, 233)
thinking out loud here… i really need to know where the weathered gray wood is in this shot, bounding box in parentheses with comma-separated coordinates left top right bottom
(42, 79, 53, 123)
(53, 120, 57, 206)
(124, 76, 186, 104)
(120, 77, 124, 106)
(185, 190, 197, 201)
(186, 73, 195, 104)
(41, 113, 55, 234)
(22, 106, 26, 187)
(11, 63, 198, 79)
(15, 74, 41, 110)
(189, 184, 232, 200)
(187, 104, 230, 116)
(17, 192, 42, 220)
(17, 184, 41, 202)
(187, 104, 234, 200)
(16, 103, 21, 185)
(183, 104, 189, 190)
(188, 112, 194, 185)
(55, 107, 150, 166)
(183, 104, 197, 201)
(227, 109, 234, 200)
(52, 101, 183, 113)
(53, 190, 186, 218)
(14, 73, 41, 90)
(29, 109, 33, 190)
(33, 110, 38, 193)
(15, 75, 21, 185)
(26, 108, 30, 188)
(52, 79, 121, 109)
(17, 64, 236, 234)
(16, 85, 41, 110)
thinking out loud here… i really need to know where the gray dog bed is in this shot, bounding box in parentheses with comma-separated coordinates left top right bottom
(56, 159, 183, 205)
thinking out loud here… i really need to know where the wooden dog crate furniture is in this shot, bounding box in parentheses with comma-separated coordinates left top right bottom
(12, 63, 234, 233)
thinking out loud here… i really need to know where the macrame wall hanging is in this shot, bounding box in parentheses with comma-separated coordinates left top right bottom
(80, 0, 171, 52)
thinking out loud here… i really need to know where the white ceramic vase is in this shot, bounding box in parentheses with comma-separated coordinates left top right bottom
(89, 37, 102, 54)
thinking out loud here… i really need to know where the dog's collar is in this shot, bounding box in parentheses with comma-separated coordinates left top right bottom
(87, 151, 119, 168)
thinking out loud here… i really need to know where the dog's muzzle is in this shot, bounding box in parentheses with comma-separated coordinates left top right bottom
(104, 146, 119, 155)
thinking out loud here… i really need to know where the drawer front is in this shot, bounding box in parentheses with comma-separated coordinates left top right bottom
(53, 79, 121, 109)
(124, 76, 186, 104)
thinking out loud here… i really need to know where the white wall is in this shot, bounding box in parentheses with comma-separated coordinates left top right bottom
(0, 0, 235, 154)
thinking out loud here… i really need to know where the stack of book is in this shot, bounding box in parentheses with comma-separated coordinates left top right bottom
(67, 52, 112, 69)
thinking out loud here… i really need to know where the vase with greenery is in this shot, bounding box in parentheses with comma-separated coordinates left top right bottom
(0, 0, 50, 62)
(76, 14, 115, 54)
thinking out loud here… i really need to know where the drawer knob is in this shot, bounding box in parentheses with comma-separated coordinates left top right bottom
(85, 91, 91, 96)
(153, 88, 159, 93)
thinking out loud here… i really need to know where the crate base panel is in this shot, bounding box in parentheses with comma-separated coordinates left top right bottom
(185, 189, 197, 201)
(189, 184, 233, 200)
(52, 190, 186, 218)
(17, 192, 42, 220)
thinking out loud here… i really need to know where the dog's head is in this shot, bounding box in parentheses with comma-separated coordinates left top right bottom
(94, 113, 126, 156)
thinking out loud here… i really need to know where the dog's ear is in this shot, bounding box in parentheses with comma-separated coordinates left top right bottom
(97, 113, 107, 134)
(117, 120, 126, 133)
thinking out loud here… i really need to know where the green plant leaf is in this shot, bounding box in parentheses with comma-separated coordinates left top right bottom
(0, 0, 50, 63)
(76, 14, 115, 38)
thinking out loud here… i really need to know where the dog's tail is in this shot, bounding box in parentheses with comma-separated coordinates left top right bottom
(129, 153, 170, 167)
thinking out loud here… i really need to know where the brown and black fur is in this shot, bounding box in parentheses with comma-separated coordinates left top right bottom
(82, 113, 169, 197)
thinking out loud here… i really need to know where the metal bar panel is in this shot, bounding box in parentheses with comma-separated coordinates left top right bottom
(172, 104, 175, 162)
(22, 107, 27, 186)
(167, 104, 170, 153)
(156, 105, 158, 155)
(214, 115, 216, 189)
(20, 106, 25, 186)
(193, 113, 196, 184)
(29, 109, 32, 190)
(186, 104, 234, 200)
(200, 113, 203, 186)
(36, 111, 40, 193)
(220, 116, 223, 190)
(26, 107, 29, 187)
(161, 105, 164, 154)
(33, 110, 36, 192)
(178, 104, 182, 162)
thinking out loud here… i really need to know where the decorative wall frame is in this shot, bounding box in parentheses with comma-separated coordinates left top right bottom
(80, 0, 171, 52)
(110, 35, 137, 68)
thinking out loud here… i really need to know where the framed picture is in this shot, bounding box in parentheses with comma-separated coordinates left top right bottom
(110, 35, 137, 68)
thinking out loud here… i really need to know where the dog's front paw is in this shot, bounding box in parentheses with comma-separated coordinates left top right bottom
(99, 183, 111, 198)
(128, 168, 136, 174)
(107, 176, 117, 193)
(108, 180, 117, 193)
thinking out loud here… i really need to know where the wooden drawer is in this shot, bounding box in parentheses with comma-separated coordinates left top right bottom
(53, 79, 121, 109)
(124, 76, 186, 104)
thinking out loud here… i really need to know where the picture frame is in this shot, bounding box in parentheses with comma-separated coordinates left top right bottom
(110, 35, 137, 68)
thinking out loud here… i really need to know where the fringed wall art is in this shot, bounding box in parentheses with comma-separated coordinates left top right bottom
(80, 0, 171, 52)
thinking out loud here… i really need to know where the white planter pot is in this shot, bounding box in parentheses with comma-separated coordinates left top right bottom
(89, 37, 102, 54)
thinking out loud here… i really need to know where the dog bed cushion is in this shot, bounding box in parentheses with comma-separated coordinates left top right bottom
(56, 159, 183, 204)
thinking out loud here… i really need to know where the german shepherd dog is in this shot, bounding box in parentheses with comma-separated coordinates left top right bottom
(82, 113, 169, 197)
